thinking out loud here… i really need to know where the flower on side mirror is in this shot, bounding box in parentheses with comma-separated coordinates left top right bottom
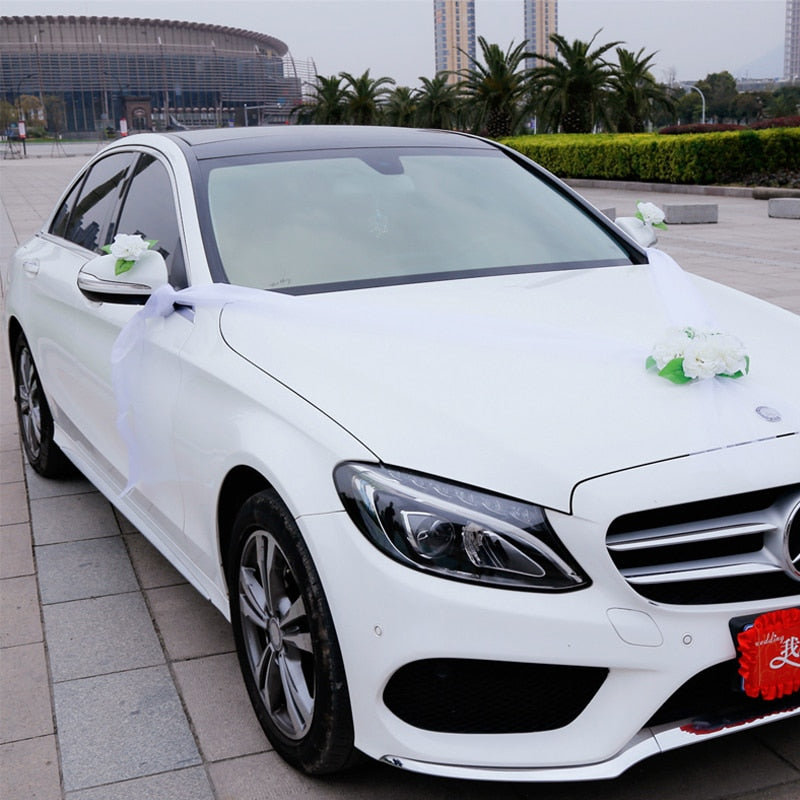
(102, 234, 158, 276)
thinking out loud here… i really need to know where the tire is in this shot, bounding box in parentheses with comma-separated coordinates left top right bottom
(13, 334, 72, 478)
(227, 490, 358, 774)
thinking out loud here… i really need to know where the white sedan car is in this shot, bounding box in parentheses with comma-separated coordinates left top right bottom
(5, 126, 800, 781)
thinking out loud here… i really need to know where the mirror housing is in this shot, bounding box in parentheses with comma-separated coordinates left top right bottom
(78, 250, 169, 303)
(614, 216, 658, 248)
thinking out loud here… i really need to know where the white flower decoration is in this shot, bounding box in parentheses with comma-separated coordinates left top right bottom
(647, 327, 749, 384)
(102, 234, 157, 276)
(109, 233, 151, 262)
(636, 201, 667, 229)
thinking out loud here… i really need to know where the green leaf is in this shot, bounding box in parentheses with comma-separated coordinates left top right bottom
(718, 356, 750, 380)
(645, 355, 657, 371)
(658, 357, 693, 384)
(114, 258, 135, 276)
(101, 244, 112, 254)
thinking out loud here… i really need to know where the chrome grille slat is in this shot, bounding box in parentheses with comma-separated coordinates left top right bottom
(607, 522, 775, 552)
(624, 560, 784, 585)
(606, 485, 800, 605)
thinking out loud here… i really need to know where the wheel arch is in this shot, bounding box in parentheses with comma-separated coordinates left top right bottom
(217, 465, 274, 587)
(7, 316, 23, 361)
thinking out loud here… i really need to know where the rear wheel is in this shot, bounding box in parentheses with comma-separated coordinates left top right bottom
(227, 490, 357, 774)
(13, 334, 71, 477)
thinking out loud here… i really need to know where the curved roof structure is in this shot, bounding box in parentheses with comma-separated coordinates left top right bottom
(0, 16, 288, 57)
(0, 15, 311, 132)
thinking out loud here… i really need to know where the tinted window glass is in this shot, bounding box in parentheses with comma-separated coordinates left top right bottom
(115, 155, 186, 287)
(62, 153, 135, 252)
(205, 148, 632, 292)
(49, 177, 84, 239)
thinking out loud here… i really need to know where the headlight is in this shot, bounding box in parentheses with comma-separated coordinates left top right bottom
(334, 463, 590, 591)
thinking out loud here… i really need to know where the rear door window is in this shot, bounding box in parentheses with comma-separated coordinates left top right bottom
(51, 152, 137, 252)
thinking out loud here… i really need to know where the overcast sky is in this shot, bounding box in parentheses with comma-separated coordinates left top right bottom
(4, 0, 788, 86)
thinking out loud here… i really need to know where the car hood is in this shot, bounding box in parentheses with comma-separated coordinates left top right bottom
(219, 263, 800, 511)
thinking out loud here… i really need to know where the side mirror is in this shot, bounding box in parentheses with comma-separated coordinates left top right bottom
(78, 250, 169, 303)
(614, 216, 658, 248)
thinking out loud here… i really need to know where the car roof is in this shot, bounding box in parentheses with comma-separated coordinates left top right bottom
(152, 125, 497, 160)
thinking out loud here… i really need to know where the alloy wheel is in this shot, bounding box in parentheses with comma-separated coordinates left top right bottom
(238, 528, 316, 740)
(16, 344, 43, 460)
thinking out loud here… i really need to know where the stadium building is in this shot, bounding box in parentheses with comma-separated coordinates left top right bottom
(0, 15, 314, 134)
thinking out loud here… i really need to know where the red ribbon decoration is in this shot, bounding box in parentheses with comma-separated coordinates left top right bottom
(737, 608, 800, 700)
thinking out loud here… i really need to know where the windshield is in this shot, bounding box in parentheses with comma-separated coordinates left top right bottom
(203, 146, 633, 292)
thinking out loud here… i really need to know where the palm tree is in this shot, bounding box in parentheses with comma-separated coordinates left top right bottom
(531, 31, 621, 133)
(609, 47, 675, 132)
(458, 37, 533, 138)
(293, 74, 348, 124)
(340, 70, 396, 125)
(384, 86, 417, 127)
(414, 74, 463, 130)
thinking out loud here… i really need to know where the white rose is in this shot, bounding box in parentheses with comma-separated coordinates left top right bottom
(636, 201, 666, 227)
(109, 233, 150, 262)
(682, 332, 747, 380)
(650, 326, 692, 369)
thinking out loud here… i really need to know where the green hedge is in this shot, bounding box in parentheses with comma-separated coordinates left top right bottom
(501, 129, 800, 185)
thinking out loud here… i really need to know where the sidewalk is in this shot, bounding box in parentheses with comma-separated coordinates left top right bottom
(1, 153, 799, 800)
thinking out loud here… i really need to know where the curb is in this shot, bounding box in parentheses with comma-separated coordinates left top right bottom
(565, 178, 756, 198)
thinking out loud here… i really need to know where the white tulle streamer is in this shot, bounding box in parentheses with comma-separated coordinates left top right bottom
(111, 251, 799, 496)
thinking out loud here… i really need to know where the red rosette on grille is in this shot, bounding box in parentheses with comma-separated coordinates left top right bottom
(736, 608, 800, 700)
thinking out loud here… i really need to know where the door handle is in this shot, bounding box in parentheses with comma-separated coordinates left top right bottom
(22, 258, 40, 275)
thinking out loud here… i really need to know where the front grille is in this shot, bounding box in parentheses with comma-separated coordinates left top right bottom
(383, 658, 608, 734)
(606, 484, 800, 605)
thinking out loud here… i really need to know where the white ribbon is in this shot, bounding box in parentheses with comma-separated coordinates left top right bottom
(111, 283, 296, 494)
(111, 250, 799, 497)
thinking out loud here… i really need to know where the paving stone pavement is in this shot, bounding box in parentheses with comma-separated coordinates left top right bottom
(1, 141, 799, 800)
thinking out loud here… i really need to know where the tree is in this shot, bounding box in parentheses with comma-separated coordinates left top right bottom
(458, 36, 533, 138)
(608, 47, 674, 132)
(384, 86, 417, 127)
(340, 69, 395, 125)
(17, 94, 43, 124)
(414, 74, 463, 130)
(696, 71, 738, 123)
(733, 91, 767, 125)
(765, 85, 800, 118)
(531, 31, 621, 133)
(0, 99, 15, 132)
(293, 75, 348, 125)
(43, 95, 66, 134)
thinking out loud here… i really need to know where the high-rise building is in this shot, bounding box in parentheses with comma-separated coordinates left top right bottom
(786, 0, 800, 81)
(433, 0, 476, 82)
(524, 0, 558, 69)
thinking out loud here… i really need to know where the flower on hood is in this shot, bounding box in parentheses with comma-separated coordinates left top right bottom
(647, 327, 749, 384)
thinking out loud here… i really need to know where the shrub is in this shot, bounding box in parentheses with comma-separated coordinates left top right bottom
(502, 129, 800, 185)
(659, 123, 745, 135)
(749, 116, 800, 129)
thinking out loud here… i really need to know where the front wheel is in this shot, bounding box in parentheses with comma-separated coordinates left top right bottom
(227, 490, 357, 774)
(13, 333, 71, 477)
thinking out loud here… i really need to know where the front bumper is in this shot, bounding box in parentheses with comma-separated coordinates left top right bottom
(300, 435, 800, 779)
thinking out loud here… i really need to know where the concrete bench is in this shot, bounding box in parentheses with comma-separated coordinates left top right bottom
(768, 198, 800, 219)
(664, 204, 718, 224)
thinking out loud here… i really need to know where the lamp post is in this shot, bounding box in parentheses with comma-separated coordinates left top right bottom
(103, 71, 128, 135)
(15, 73, 33, 156)
(681, 83, 706, 124)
